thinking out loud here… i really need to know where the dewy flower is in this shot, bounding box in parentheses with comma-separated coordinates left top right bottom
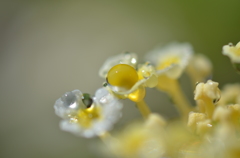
(146, 42, 193, 79)
(54, 87, 123, 138)
(217, 83, 240, 106)
(145, 42, 193, 117)
(99, 52, 158, 102)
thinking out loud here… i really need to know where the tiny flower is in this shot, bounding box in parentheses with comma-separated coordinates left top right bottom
(223, 42, 240, 72)
(144, 113, 166, 128)
(227, 104, 240, 127)
(218, 83, 240, 106)
(145, 42, 193, 79)
(54, 88, 123, 138)
(213, 104, 240, 127)
(187, 112, 212, 135)
(164, 121, 198, 158)
(100, 52, 158, 102)
(110, 114, 166, 158)
(137, 63, 158, 88)
(198, 134, 240, 158)
(196, 119, 212, 135)
(145, 43, 193, 117)
(223, 42, 240, 63)
(228, 104, 240, 119)
(194, 80, 221, 118)
(212, 106, 231, 123)
(194, 80, 221, 104)
(187, 54, 212, 84)
(187, 112, 207, 131)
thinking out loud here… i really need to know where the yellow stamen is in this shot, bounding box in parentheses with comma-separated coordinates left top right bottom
(77, 106, 101, 128)
(157, 75, 192, 118)
(135, 99, 151, 119)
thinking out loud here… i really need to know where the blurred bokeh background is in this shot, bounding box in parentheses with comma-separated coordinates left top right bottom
(1, 0, 240, 157)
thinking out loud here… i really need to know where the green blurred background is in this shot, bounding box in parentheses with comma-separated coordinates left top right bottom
(1, 0, 239, 158)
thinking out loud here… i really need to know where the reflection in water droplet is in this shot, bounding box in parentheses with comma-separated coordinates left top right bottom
(61, 91, 78, 109)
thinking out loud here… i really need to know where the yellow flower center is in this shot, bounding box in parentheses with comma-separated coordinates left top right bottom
(157, 56, 180, 70)
(77, 106, 101, 128)
(107, 64, 139, 90)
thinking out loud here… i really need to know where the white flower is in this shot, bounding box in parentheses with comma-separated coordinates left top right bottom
(99, 52, 158, 102)
(54, 88, 123, 138)
(146, 42, 193, 79)
(223, 42, 240, 63)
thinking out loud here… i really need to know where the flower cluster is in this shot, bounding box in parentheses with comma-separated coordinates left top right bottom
(54, 42, 240, 158)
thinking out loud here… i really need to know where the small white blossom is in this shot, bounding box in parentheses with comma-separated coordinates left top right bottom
(146, 42, 193, 79)
(54, 88, 123, 138)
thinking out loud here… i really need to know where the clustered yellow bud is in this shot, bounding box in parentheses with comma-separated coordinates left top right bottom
(194, 80, 221, 118)
(223, 42, 240, 72)
(223, 42, 240, 63)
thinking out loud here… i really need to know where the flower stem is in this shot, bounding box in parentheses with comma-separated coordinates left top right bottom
(203, 98, 215, 119)
(136, 99, 151, 119)
(157, 75, 192, 118)
(169, 81, 192, 118)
